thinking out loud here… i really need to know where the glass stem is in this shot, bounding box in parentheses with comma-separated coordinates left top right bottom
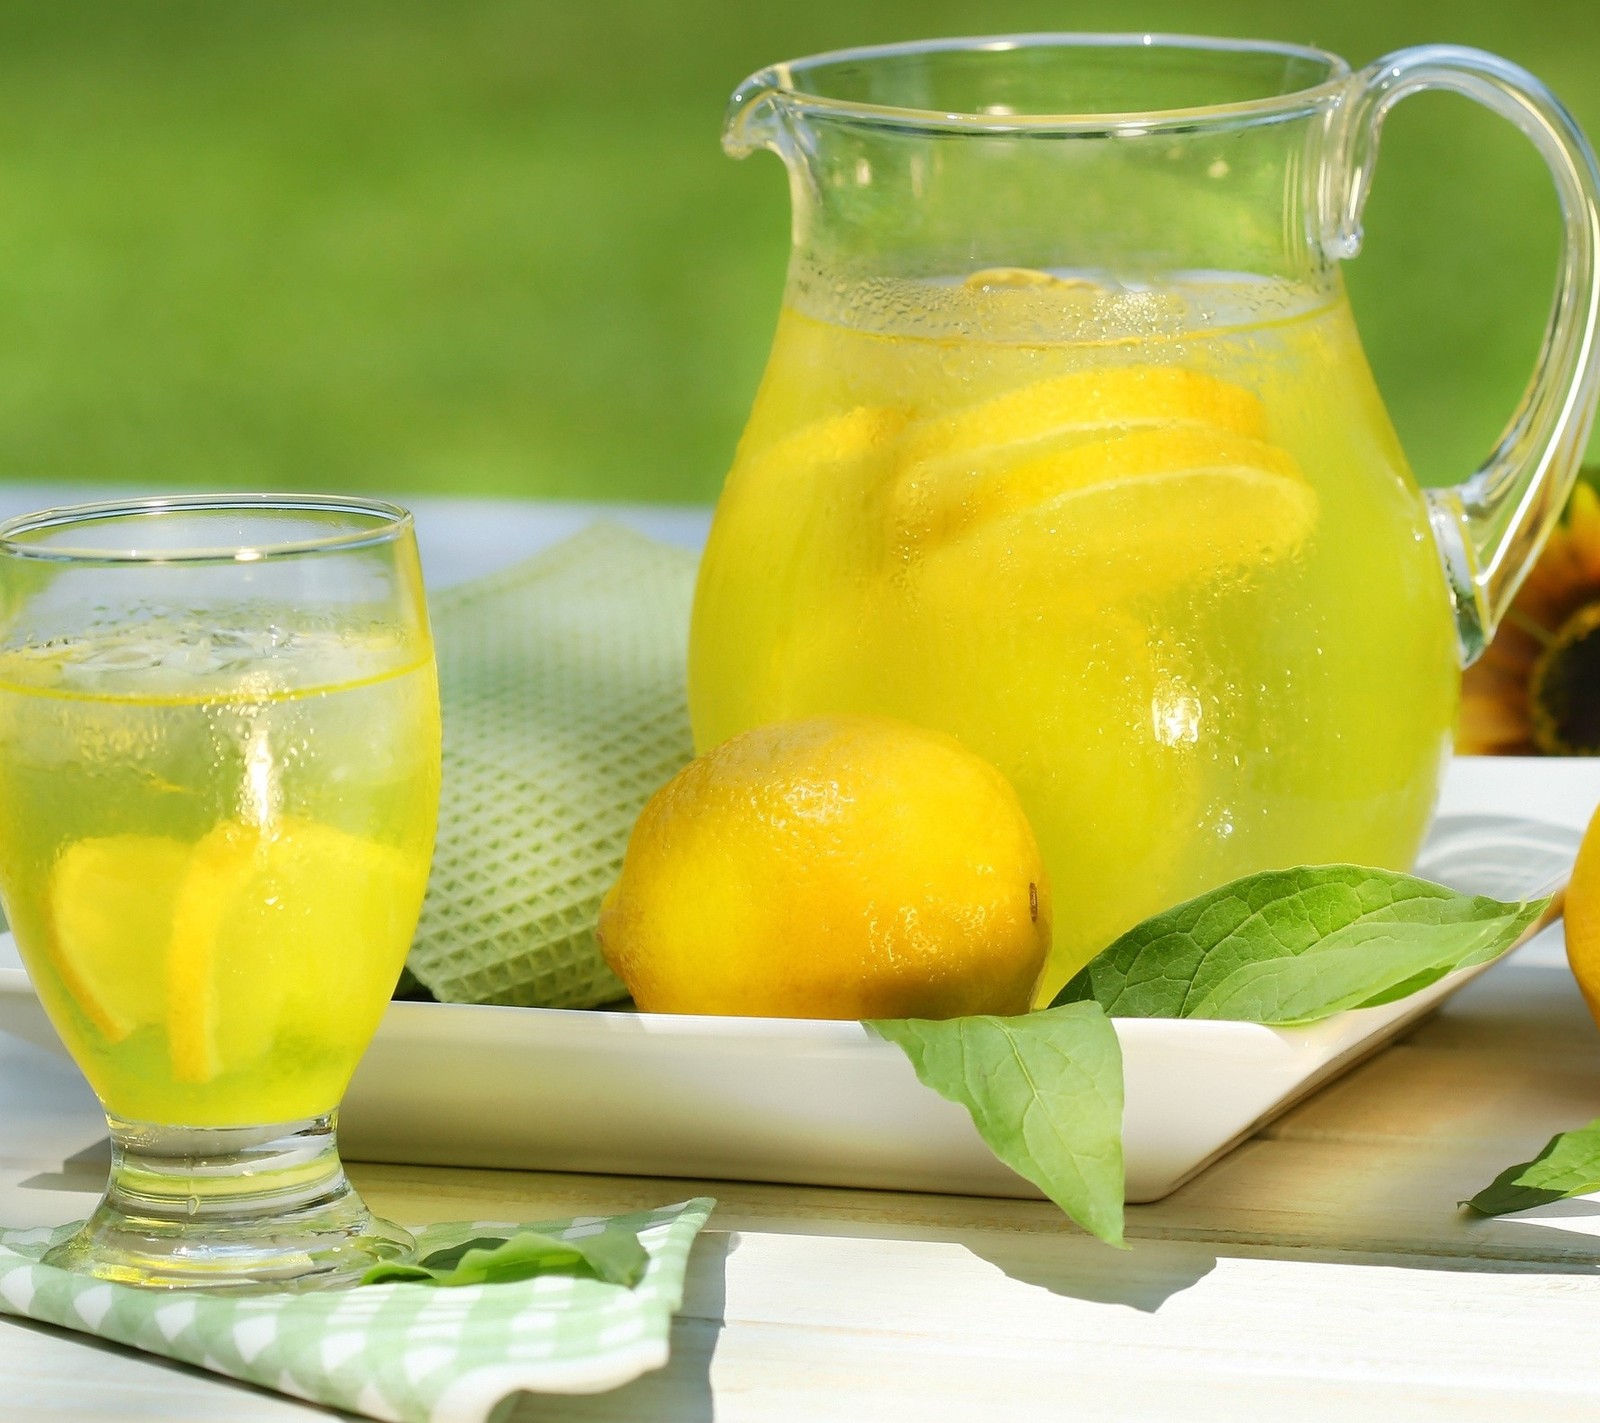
(103, 1114, 358, 1225)
(43, 1112, 413, 1291)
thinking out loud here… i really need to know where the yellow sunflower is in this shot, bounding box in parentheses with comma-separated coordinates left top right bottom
(1458, 471, 1600, 755)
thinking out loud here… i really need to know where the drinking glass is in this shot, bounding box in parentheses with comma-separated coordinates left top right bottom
(0, 494, 441, 1289)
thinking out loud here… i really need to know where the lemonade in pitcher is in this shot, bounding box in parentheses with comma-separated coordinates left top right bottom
(0, 621, 440, 1126)
(691, 273, 1460, 999)
(691, 34, 1600, 1003)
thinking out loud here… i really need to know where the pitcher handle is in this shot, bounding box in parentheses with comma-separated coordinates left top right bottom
(1326, 45, 1600, 665)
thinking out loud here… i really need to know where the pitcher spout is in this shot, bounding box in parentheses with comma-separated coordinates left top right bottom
(723, 68, 788, 159)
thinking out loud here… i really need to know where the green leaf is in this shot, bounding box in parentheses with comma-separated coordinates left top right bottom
(1052, 865, 1546, 1026)
(359, 1223, 649, 1288)
(1467, 1119, 1600, 1216)
(868, 1002, 1126, 1247)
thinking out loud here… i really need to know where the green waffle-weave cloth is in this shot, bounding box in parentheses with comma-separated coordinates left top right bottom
(408, 522, 696, 1007)
(0, 1199, 714, 1422)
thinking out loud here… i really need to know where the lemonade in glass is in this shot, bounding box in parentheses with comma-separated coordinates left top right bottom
(0, 495, 440, 1289)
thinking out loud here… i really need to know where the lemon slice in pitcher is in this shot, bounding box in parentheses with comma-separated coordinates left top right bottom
(912, 421, 1317, 595)
(734, 405, 910, 491)
(895, 357, 1317, 581)
(976, 424, 1308, 546)
(167, 817, 419, 1084)
(47, 834, 189, 1042)
(899, 364, 1269, 471)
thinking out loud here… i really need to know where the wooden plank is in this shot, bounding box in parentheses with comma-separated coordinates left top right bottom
(349, 1134, 1600, 1272)
(9, 1228, 1600, 1423)
(470, 1231, 1600, 1422)
(0, 1319, 332, 1420)
(514, 1313, 1600, 1423)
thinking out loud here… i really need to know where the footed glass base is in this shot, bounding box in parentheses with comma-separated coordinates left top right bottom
(44, 1113, 413, 1292)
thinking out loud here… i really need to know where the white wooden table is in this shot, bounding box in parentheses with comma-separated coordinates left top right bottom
(3, 493, 1600, 1421)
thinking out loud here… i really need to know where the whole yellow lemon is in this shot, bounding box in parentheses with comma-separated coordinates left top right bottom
(597, 713, 1050, 1018)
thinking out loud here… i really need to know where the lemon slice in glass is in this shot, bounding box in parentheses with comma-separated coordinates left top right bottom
(167, 818, 419, 1085)
(47, 834, 190, 1042)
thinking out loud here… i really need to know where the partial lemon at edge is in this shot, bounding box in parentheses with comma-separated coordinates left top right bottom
(1562, 802, 1600, 1027)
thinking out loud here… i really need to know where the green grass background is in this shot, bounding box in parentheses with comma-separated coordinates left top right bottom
(0, 0, 1593, 502)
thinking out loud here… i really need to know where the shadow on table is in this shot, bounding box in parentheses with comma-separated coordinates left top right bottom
(19, 1136, 110, 1194)
(1457, 1194, 1600, 1264)
(493, 1230, 733, 1423)
(962, 1233, 1218, 1313)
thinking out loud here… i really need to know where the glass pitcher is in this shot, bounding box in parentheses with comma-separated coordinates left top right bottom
(688, 35, 1600, 1002)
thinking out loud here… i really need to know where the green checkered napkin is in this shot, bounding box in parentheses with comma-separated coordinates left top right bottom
(0, 1198, 715, 1422)
(408, 522, 697, 1008)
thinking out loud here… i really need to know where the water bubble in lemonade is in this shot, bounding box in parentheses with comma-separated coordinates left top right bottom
(0, 618, 440, 1125)
(689, 271, 1460, 1002)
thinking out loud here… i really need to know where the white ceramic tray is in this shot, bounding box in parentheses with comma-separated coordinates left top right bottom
(0, 757, 1591, 1203)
